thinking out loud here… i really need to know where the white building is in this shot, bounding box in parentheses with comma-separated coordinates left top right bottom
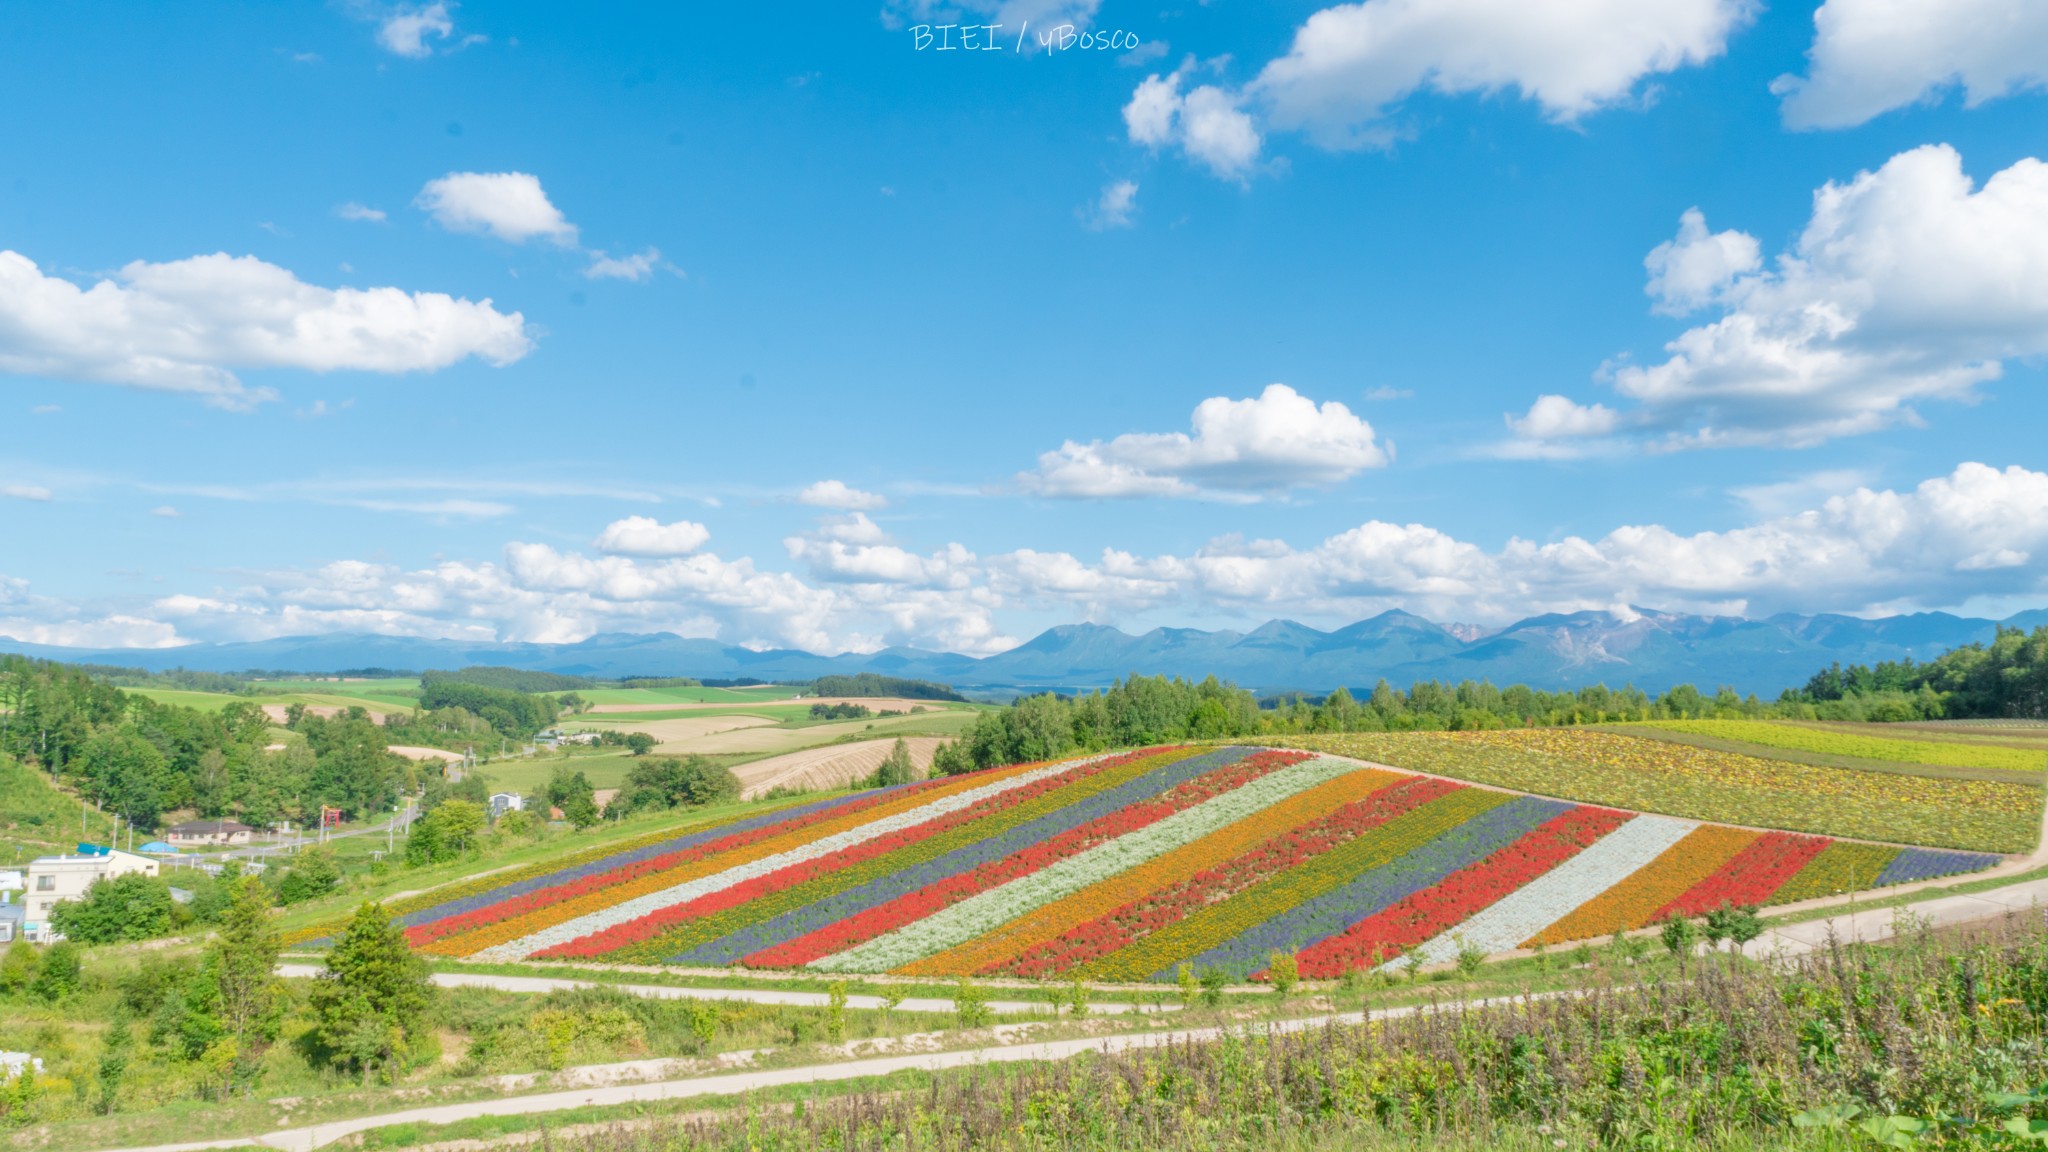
(21, 849, 159, 942)
(489, 792, 525, 819)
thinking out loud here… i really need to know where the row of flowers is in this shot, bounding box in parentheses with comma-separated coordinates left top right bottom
(1522, 824, 1756, 947)
(1082, 784, 1508, 983)
(1769, 841, 1903, 903)
(1655, 831, 1832, 921)
(404, 782, 946, 949)
(560, 745, 1228, 963)
(458, 757, 1090, 961)
(1875, 846, 2004, 888)
(1389, 813, 1697, 966)
(993, 773, 1440, 979)
(1167, 793, 1568, 981)
(738, 749, 1312, 971)
(1292, 805, 1630, 978)
(813, 755, 1368, 974)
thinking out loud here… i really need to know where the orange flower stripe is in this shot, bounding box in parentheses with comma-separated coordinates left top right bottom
(1524, 824, 1757, 946)
(423, 758, 1052, 957)
(893, 767, 1403, 977)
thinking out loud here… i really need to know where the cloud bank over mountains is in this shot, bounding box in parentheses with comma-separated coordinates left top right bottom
(4, 462, 2042, 657)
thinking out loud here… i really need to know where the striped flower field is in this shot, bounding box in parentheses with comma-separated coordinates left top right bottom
(303, 745, 2004, 980)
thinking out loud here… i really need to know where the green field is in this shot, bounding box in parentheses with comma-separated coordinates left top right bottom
(1621, 719, 2048, 772)
(1, 753, 118, 862)
(129, 685, 416, 714)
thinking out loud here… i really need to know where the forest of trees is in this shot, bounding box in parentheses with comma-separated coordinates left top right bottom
(0, 655, 560, 832)
(930, 625, 2048, 775)
(811, 673, 966, 702)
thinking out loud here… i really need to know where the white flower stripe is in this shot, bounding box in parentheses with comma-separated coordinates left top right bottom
(1389, 814, 1698, 970)
(466, 758, 1095, 961)
(810, 755, 1360, 973)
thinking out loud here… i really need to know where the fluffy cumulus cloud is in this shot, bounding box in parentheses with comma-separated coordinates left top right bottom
(1023, 384, 1389, 500)
(8, 463, 2043, 655)
(1123, 72, 1262, 179)
(375, 2, 455, 58)
(1129, 0, 1751, 173)
(798, 480, 888, 511)
(592, 516, 712, 557)
(0, 250, 532, 409)
(1506, 145, 2048, 452)
(1776, 0, 2048, 129)
(417, 172, 579, 245)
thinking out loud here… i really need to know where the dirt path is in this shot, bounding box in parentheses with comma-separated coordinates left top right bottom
(272, 964, 1174, 1016)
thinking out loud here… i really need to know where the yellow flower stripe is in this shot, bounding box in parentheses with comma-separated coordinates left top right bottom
(895, 767, 1404, 977)
(1524, 824, 1756, 946)
(1769, 841, 1900, 904)
(1076, 785, 1512, 981)
(424, 759, 1051, 957)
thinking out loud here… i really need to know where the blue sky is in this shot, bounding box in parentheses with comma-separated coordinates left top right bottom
(2, 0, 2045, 655)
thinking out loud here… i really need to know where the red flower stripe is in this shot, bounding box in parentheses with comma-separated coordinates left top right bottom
(1290, 805, 1630, 979)
(993, 775, 1459, 978)
(528, 746, 1193, 959)
(1654, 831, 1832, 921)
(405, 758, 1073, 947)
(742, 749, 1314, 968)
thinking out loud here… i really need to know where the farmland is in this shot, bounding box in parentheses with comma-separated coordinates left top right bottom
(1618, 718, 2048, 772)
(288, 744, 2000, 980)
(1262, 729, 2044, 852)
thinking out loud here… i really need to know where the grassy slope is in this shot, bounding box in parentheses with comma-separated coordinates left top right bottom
(575, 685, 803, 705)
(0, 753, 119, 863)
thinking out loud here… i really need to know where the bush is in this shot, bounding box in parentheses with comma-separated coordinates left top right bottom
(276, 846, 342, 903)
(614, 757, 740, 814)
(866, 738, 919, 789)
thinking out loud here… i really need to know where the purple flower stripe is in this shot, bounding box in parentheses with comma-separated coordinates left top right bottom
(394, 788, 892, 930)
(671, 746, 1255, 965)
(1151, 795, 1572, 981)
(1873, 847, 2001, 889)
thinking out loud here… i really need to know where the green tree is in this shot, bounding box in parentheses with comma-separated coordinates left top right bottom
(29, 941, 82, 1003)
(309, 902, 433, 1083)
(207, 876, 285, 1079)
(81, 728, 172, 830)
(622, 731, 657, 756)
(96, 1007, 131, 1114)
(0, 941, 39, 997)
(423, 799, 486, 854)
(48, 873, 174, 943)
(1660, 915, 1698, 958)
(868, 738, 918, 788)
(276, 846, 342, 904)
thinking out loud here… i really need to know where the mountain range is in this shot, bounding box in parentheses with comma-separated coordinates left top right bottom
(6, 607, 2045, 697)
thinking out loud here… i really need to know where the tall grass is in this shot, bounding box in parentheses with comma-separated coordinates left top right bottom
(512, 911, 2048, 1151)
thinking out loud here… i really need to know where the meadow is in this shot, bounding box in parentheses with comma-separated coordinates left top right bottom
(1265, 729, 2044, 852)
(285, 744, 1999, 981)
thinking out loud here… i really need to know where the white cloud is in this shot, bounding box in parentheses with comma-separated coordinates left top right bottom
(583, 248, 663, 282)
(1130, 1, 1751, 179)
(1123, 72, 1262, 179)
(1643, 208, 1761, 315)
(1022, 383, 1389, 500)
(593, 516, 712, 557)
(1506, 395, 1620, 442)
(11, 462, 2047, 654)
(0, 250, 531, 409)
(3, 484, 52, 502)
(417, 172, 578, 245)
(798, 480, 888, 511)
(1082, 180, 1139, 230)
(150, 505, 181, 518)
(336, 202, 387, 223)
(1252, 0, 1755, 148)
(337, 498, 513, 518)
(1776, 0, 2048, 129)
(1511, 145, 2048, 451)
(1728, 468, 1874, 517)
(376, 2, 454, 58)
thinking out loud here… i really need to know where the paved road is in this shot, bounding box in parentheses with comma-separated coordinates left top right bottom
(1745, 877, 2048, 959)
(274, 965, 1177, 1016)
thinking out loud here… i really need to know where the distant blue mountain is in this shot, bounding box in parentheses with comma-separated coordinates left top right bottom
(4, 606, 2039, 696)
